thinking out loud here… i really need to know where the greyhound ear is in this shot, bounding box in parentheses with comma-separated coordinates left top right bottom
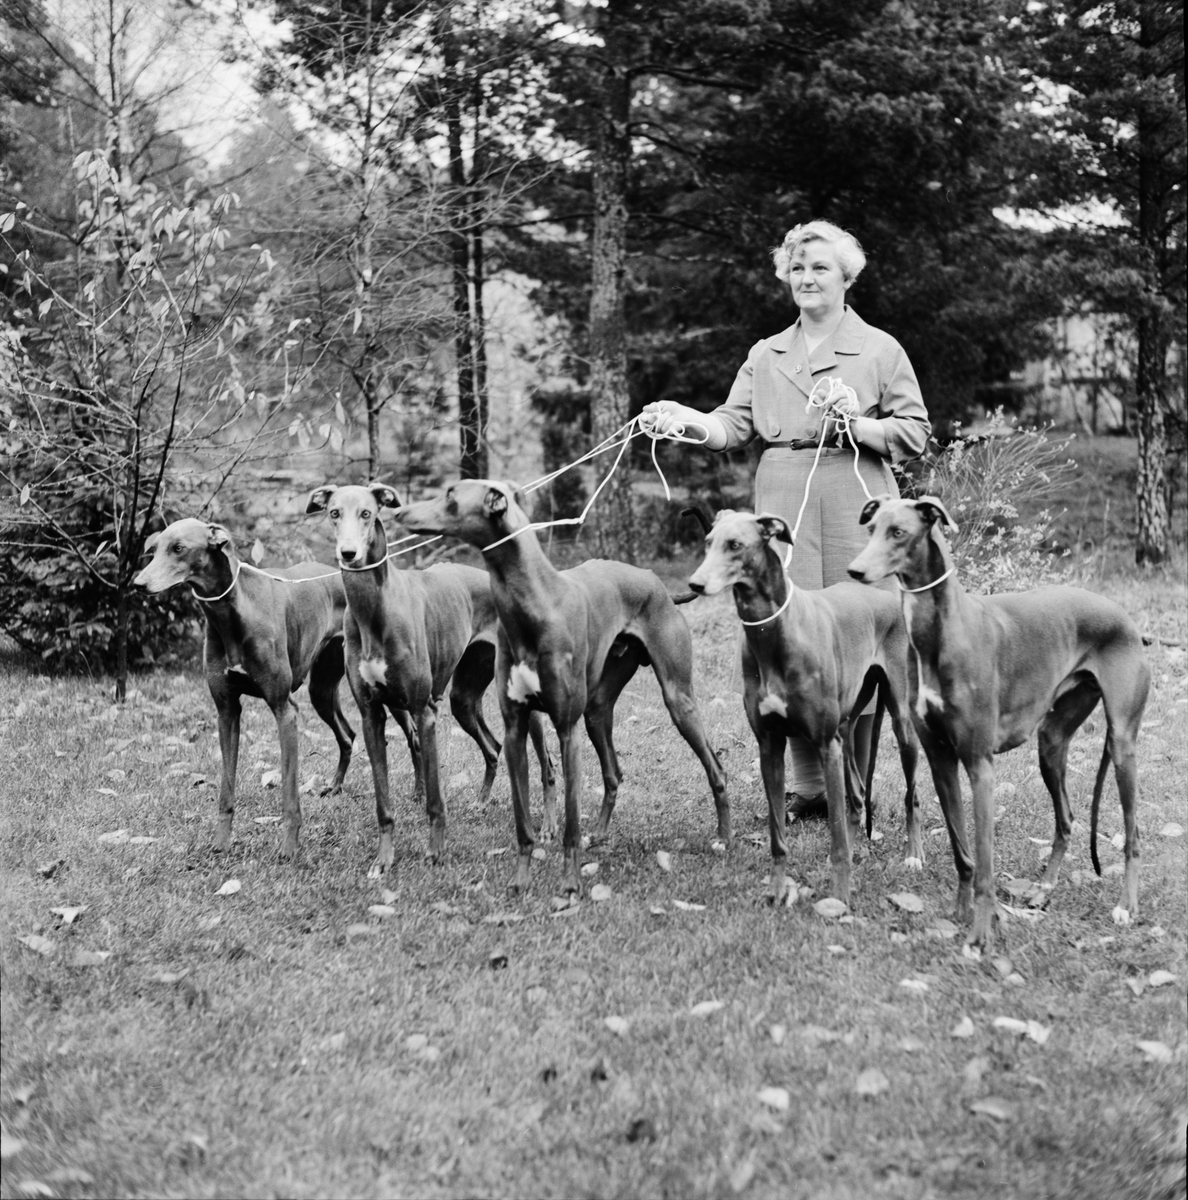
(206, 523, 233, 551)
(483, 486, 509, 518)
(756, 513, 794, 545)
(369, 482, 402, 510)
(510, 484, 528, 512)
(915, 495, 958, 533)
(306, 485, 334, 514)
(858, 494, 890, 526)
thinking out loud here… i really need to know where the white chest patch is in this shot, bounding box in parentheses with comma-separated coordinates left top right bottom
(507, 663, 541, 704)
(915, 662, 945, 720)
(757, 693, 787, 718)
(225, 664, 249, 677)
(360, 658, 388, 688)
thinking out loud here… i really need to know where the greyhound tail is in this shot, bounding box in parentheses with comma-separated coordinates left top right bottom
(1089, 739, 1111, 876)
(865, 687, 885, 840)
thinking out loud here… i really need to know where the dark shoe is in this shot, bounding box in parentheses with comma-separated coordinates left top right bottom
(785, 791, 828, 821)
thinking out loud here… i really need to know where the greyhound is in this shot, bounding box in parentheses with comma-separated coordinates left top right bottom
(306, 483, 556, 878)
(687, 509, 920, 908)
(133, 517, 359, 859)
(394, 479, 731, 897)
(847, 495, 1150, 948)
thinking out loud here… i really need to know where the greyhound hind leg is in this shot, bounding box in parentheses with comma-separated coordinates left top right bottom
(309, 641, 355, 795)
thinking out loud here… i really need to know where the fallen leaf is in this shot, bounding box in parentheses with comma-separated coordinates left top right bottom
(96, 787, 117, 797)
(45, 1168, 95, 1186)
(991, 956, 1015, 980)
(72, 950, 112, 967)
(656, 850, 672, 872)
(17, 934, 55, 957)
(382, 889, 398, 905)
(214, 879, 241, 897)
(252, 816, 280, 825)
(12, 1084, 35, 1106)
(532, 848, 546, 861)
(1137, 1040, 1173, 1064)
(899, 1036, 925, 1053)
(887, 892, 924, 913)
(649, 905, 666, 916)
(604, 1016, 630, 1035)
(826, 944, 847, 955)
(757, 1086, 790, 1112)
(899, 979, 930, 995)
(482, 912, 524, 926)
(690, 1000, 725, 1017)
(368, 905, 396, 919)
(49, 906, 87, 925)
(405, 1034, 429, 1051)
(814, 898, 848, 919)
(1026, 1021, 1051, 1045)
(345, 923, 374, 940)
(486, 847, 507, 858)
(589, 883, 613, 902)
(993, 1016, 1029, 1035)
(12, 1181, 54, 1198)
(0, 1132, 25, 1160)
(580, 862, 600, 879)
(1148, 970, 1177, 988)
(149, 969, 190, 984)
(951, 1016, 976, 1039)
(854, 1067, 890, 1096)
(1158, 822, 1183, 838)
(97, 829, 130, 844)
(729, 1153, 758, 1194)
(1126, 978, 1146, 997)
(931, 919, 959, 939)
(672, 899, 706, 912)
(769, 1024, 787, 1046)
(969, 1096, 1013, 1121)
(260, 770, 281, 788)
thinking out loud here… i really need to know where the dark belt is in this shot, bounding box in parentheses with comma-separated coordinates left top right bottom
(772, 437, 835, 451)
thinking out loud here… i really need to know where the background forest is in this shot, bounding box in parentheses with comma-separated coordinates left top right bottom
(1, 0, 1185, 692)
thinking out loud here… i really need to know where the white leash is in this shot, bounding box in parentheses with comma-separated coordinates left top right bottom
(482, 414, 708, 552)
(190, 533, 444, 600)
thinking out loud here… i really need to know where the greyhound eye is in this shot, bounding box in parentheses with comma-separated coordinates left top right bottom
(329, 508, 340, 520)
(889, 526, 903, 539)
(726, 539, 741, 551)
(360, 510, 371, 521)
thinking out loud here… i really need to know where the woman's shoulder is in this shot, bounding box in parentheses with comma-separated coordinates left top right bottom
(747, 324, 798, 356)
(839, 309, 907, 358)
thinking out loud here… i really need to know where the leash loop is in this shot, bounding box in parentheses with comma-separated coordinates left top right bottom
(896, 566, 955, 594)
(740, 544, 795, 627)
(191, 560, 241, 602)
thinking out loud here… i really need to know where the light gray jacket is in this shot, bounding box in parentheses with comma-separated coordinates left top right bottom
(713, 307, 931, 463)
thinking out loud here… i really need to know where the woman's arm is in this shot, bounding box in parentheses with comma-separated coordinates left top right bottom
(644, 403, 729, 450)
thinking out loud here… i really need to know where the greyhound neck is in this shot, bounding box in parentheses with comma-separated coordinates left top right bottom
(900, 531, 956, 596)
(193, 549, 242, 607)
(483, 525, 565, 614)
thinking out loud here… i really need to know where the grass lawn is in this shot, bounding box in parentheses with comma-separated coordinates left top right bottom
(2, 447, 1186, 1199)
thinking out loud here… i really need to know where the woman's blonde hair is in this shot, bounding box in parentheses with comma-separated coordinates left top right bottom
(772, 220, 866, 284)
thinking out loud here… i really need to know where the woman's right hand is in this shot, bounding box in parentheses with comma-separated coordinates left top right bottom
(642, 400, 693, 437)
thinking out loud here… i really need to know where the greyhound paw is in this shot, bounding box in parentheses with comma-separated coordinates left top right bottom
(903, 856, 924, 872)
(366, 860, 390, 880)
(319, 784, 343, 798)
(1027, 884, 1054, 910)
(711, 840, 727, 855)
(278, 836, 299, 862)
(1111, 905, 1131, 926)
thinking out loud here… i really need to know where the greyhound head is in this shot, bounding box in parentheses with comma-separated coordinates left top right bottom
(688, 510, 793, 597)
(847, 494, 957, 585)
(306, 482, 401, 568)
(133, 518, 237, 594)
(395, 479, 531, 550)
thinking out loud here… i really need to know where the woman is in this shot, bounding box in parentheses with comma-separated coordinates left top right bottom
(644, 220, 930, 816)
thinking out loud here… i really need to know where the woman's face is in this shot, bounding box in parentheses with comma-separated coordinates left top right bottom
(788, 241, 849, 317)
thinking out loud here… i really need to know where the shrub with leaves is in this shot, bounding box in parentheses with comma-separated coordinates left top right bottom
(913, 411, 1074, 593)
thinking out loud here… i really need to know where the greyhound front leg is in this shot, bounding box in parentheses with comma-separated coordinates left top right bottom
(925, 743, 974, 925)
(967, 756, 1000, 948)
(757, 727, 788, 904)
(360, 701, 394, 878)
(392, 708, 424, 806)
(823, 735, 852, 904)
(502, 704, 535, 893)
(419, 701, 446, 862)
(275, 697, 302, 860)
(528, 712, 558, 839)
(558, 725, 584, 896)
(213, 690, 241, 853)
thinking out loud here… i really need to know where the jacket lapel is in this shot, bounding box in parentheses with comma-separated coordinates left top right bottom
(770, 322, 812, 400)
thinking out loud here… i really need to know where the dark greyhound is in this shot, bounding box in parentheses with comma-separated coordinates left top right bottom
(134, 517, 358, 859)
(848, 495, 1150, 948)
(395, 479, 731, 897)
(306, 483, 556, 878)
(688, 509, 920, 908)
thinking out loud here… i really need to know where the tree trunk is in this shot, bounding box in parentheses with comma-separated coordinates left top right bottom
(1134, 0, 1169, 565)
(588, 15, 635, 562)
(366, 373, 383, 481)
(444, 17, 479, 479)
(115, 578, 128, 702)
(472, 217, 490, 479)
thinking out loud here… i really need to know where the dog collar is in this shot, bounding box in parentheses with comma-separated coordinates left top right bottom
(896, 566, 955, 594)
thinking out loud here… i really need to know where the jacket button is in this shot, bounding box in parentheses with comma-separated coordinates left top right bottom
(770, 425, 780, 438)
